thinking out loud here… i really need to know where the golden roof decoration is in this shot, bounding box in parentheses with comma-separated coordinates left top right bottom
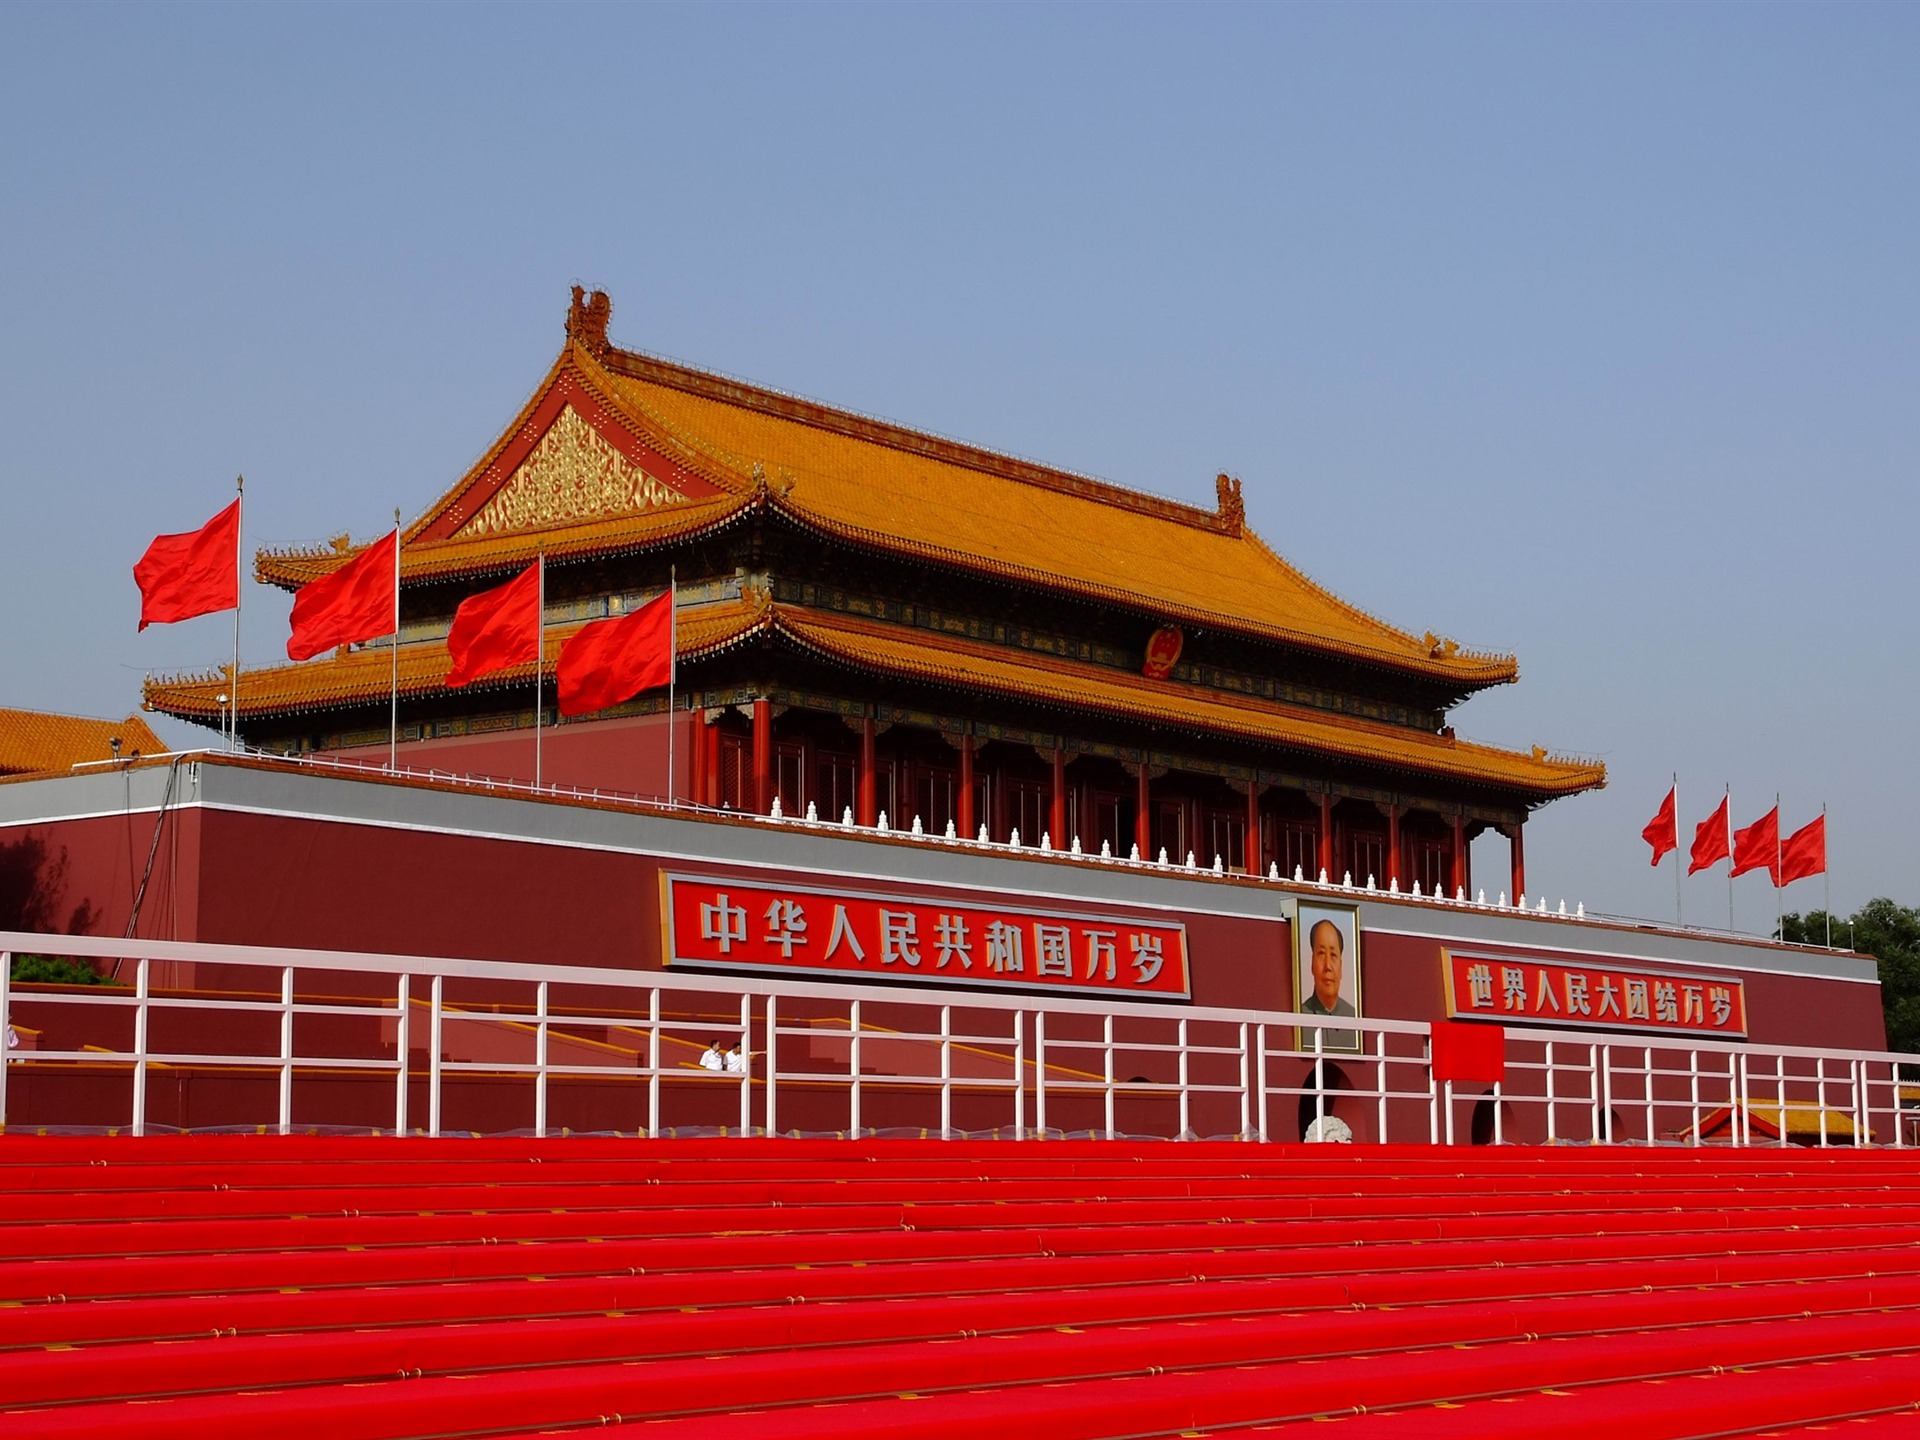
(459, 403, 692, 538)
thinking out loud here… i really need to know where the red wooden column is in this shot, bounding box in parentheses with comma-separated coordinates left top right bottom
(1386, 803, 1402, 890)
(1244, 782, 1262, 875)
(1134, 763, 1152, 859)
(751, 698, 772, 814)
(1509, 820, 1526, 899)
(1049, 745, 1067, 846)
(1450, 815, 1467, 897)
(1317, 793, 1334, 880)
(703, 716, 720, 807)
(858, 715, 877, 827)
(957, 732, 976, 838)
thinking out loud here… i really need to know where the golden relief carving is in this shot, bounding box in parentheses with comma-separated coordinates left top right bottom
(460, 405, 688, 536)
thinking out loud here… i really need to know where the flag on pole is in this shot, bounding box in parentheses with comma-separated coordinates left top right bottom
(1778, 814, 1827, 885)
(133, 499, 241, 630)
(1689, 796, 1731, 874)
(1730, 806, 1780, 882)
(445, 563, 541, 687)
(286, 531, 399, 661)
(1641, 786, 1677, 866)
(556, 589, 675, 717)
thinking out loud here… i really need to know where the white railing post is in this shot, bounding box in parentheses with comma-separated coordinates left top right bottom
(1427, 1032, 1440, 1145)
(1374, 1028, 1387, 1145)
(0, 950, 12, 1128)
(1236, 1020, 1250, 1142)
(940, 1004, 952, 1139)
(1893, 1065, 1905, 1147)
(848, 999, 862, 1140)
(1177, 1017, 1191, 1140)
(1443, 1078, 1455, 1146)
(428, 974, 444, 1139)
(1589, 1044, 1605, 1144)
(1313, 1027, 1325, 1133)
(765, 994, 778, 1138)
(1035, 1010, 1047, 1139)
(278, 966, 294, 1135)
(533, 979, 549, 1140)
(1492, 1077, 1504, 1145)
(1735, 1053, 1748, 1147)
(1013, 1011, 1025, 1140)
(1816, 1056, 1829, 1148)
(1644, 1045, 1654, 1144)
(1601, 1047, 1615, 1143)
(738, 993, 751, 1136)
(1852, 1059, 1866, 1147)
(1103, 1013, 1116, 1141)
(131, 957, 150, 1138)
(1256, 1023, 1270, 1144)
(1688, 1050, 1701, 1147)
(393, 974, 410, 1137)
(1544, 1041, 1557, 1145)
(1775, 1057, 1788, 1149)
(646, 988, 661, 1140)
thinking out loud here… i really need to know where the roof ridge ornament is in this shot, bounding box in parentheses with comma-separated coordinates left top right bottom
(567, 286, 613, 359)
(1215, 473, 1245, 535)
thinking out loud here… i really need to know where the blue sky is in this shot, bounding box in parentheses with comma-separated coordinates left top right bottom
(1, 3, 1914, 935)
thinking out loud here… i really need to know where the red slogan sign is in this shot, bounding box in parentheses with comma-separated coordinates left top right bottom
(1444, 950, 1747, 1038)
(665, 875, 1190, 999)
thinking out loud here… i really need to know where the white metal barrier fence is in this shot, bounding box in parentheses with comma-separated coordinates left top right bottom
(2, 931, 1910, 1145)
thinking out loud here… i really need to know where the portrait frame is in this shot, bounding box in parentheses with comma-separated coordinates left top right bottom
(1293, 900, 1363, 1054)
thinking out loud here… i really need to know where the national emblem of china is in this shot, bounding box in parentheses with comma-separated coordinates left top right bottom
(1142, 625, 1184, 680)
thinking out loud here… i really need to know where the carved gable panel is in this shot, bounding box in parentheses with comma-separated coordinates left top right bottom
(457, 404, 691, 537)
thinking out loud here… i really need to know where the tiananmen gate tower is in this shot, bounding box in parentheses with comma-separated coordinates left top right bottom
(144, 288, 1602, 901)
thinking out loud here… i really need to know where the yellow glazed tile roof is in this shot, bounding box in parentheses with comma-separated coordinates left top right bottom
(0, 709, 167, 776)
(256, 492, 750, 589)
(598, 347, 1516, 686)
(773, 606, 1600, 797)
(146, 590, 1595, 798)
(257, 312, 1516, 688)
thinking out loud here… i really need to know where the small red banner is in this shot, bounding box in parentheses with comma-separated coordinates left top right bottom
(665, 875, 1190, 999)
(1444, 950, 1747, 1038)
(1431, 1021, 1506, 1084)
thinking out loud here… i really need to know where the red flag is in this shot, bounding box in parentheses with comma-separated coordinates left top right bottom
(1730, 806, 1780, 883)
(1431, 1021, 1505, 1085)
(445, 563, 541, 688)
(1688, 796, 1731, 874)
(1778, 814, 1826, 885)
(557, 590, 674, 718)
(286, 531, 398, 662)
(1641, 787, 1677, 866)
(133, 499, 240, 630)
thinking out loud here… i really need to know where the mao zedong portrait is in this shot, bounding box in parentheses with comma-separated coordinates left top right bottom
(1301, 919, 1356, 1020)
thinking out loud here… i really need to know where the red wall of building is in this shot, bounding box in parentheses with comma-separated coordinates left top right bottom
(1, 802, 1886, 1057)
(324, 710, 697, 805)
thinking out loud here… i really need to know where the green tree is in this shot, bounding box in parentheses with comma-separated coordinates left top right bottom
(1782, 899, 1920, 1056)
(9, 954, 116, 986)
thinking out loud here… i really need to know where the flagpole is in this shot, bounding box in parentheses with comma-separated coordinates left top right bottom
(389, 509, 402, 773)
(1671, 772, 1682, 927)
(230, 475, 244, 753)
(1774, 791, 1783, 942)
(1822, 803, 1831, 949)
(666, 565, 677, 809)
(1724, 783, 1734, 933)
(534, 549, 545, 792)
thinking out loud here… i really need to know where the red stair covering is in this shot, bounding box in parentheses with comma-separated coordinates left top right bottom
(1, 1136, 1918, 1438)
